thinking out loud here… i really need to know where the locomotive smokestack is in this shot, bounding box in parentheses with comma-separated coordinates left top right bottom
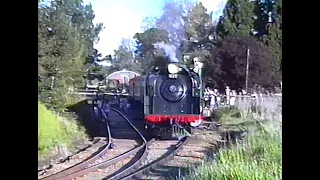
(153, 42, 179, 63)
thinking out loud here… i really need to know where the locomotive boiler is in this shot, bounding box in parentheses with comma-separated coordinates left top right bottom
(128, 62, 205, 138)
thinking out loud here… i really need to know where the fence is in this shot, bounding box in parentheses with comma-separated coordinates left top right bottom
(203, 93, 282, 122)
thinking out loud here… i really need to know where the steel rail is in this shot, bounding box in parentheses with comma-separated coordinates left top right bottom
(40, 108, 112, 180)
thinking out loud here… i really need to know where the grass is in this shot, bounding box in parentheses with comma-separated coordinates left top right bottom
(183, 96, 282, 180)
(38, 102, 87, 160)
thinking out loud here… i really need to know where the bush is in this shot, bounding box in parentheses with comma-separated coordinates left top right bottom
(184, 97, 282, 180)
(210, 106, 242, 122)
(38, 102, 87, 159)
(185, 128, 281, 180)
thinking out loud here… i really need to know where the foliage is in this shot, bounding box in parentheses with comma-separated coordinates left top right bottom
(110, 0, 283, 90)
(261, 0, 282, 74)
(133, 28, 170, 73)
(180, 2, 221, 88)
(184, 98, 282, 180)
(184, 130, 282, 180)
(133, 0, 282, 90)
(141, 0, 195, 48)
(38, 102, 86, 158)
(211, 35, 279, 89)
(155, 0, 195, 54)
(38, 0, 103, 111)
(217, 0, 256, 38)
(113, 38, 142, 73)
(182, 2, 216, 67)
(38, 0, 102, 158)
(208, 0, 281, 90)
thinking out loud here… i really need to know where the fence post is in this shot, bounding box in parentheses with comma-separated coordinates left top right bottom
(225, 86, 231, 107)
(230, 90, 237, 106)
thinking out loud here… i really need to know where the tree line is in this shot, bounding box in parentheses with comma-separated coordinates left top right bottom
(38, 0, 282, 110)
(38, 0, 103, 110)
(111, 0, 282, 91)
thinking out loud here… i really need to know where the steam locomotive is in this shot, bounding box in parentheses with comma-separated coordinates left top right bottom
(128, 62, 205, 139)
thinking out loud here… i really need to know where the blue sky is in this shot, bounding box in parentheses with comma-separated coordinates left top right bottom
(83, 0, 227, 57)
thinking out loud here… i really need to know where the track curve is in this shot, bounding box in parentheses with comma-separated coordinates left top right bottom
(39, 108, 112, 180)
(40, 107, 148, 180)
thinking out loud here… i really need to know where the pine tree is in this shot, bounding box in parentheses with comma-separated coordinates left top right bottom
(216, 0, 256, 38)
(38, 0, 103, 110)
(182, 2, 215, 66)
(262, 0, 282, 74)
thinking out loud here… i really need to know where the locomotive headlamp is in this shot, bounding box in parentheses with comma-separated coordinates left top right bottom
(168, 63, 179, 74)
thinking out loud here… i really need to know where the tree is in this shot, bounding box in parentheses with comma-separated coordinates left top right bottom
(261, 0, 282, 74)
(155, 0, 194, 50)
(212, 36, 279, 90)
(212, 0, 282, 88)
(134, 28, 170, 73)
(113, 44, 141, 73)
(216, 0, 256, 38)
(182, 2, 217, 76)
(38, 0, 103, 110)
(140, 0, 195, 59)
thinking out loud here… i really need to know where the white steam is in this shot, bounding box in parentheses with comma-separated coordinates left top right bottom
(153, 42, 179, 63)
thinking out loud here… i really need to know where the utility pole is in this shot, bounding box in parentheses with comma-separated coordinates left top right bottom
(245, 48, 250, 93)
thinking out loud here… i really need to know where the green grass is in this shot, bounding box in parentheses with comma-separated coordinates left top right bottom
(184, 129, 281, 180)
(183, 97, 282, 180)
(38, 102, 87, 159)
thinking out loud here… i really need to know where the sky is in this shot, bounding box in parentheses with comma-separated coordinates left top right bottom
(83, 0, 227, 57)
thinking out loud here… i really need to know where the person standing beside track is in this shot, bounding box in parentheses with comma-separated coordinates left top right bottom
(204, 87, 210, 108)
(93, 105, 99, 120)
(103, 99, 111, 119)
(96, 94, 104, 119)
(119, 96, 128, 113)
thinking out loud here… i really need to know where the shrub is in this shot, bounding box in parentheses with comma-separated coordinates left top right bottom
(38, 102, 87, 159)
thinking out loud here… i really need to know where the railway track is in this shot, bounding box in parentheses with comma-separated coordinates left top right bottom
(39, 106, 192, 180)
(39, 108, 112, 180)
(38, 138, 103, 175)
(100, 109, 190, 180)
(39, 107, 148, 180)
(119, 137, 189, 180)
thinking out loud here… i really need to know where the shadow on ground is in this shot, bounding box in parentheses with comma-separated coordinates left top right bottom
(67, 100, 107, 139)
(139, 165, 191, 180)
(67, 100, 149, 141)
(135, 127, 246, 180)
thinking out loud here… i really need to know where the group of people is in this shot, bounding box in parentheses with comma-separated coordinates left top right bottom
(93, 94, 111, 120)
(93, 94, 131, 121)
(203, 86, 245, 109)
(203, 87, 220, 109)
(110, 96, 130, 112)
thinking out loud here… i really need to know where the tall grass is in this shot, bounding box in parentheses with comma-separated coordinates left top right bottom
(184, 96, 282, 180)
(38, 102, 87, 159)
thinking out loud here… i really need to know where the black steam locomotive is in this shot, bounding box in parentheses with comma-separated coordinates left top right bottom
(128, 62, 205, 139)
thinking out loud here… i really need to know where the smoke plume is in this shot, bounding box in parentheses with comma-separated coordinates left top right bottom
(153, 42, 179, 63)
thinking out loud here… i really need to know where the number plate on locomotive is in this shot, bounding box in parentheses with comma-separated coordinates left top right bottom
(168, 74, 178, 78)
